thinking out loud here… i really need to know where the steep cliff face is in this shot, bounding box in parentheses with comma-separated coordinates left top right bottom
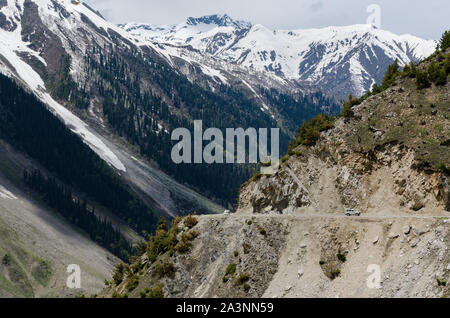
(239, 75, 450, 216)
(102, 214, 449, 298)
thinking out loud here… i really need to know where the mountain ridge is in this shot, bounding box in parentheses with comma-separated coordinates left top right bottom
(122, 15, 437, 97)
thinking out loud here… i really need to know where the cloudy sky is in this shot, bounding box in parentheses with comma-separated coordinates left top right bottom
(85, 0, 449, 40)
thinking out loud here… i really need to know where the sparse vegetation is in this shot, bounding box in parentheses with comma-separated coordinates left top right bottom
(381, 59, 400, 89)
(31, 259, 52, 287)
(293, 114, 334, 147)
(2, 254, 11, 266)
(184, 215, 198, 229)
(223, 263, 237, 284)
(437, 278, 447, 287)
(438, 30, 450, 51)
(154, 261, 176, 279)
(250, 172, 263, 182)
(337, 250, 347, 263)
(225, 263, 237, 276)
(342, 103, 355, 118)
(112, 263, 126, 285)
(437, 163, 450, 174)
(126, 275, 139, 292)
(175, 231, 198, 254)
(331, 269, 341, 279)
(140, 284, 164, 298)
(235, 273, 251, 285)
(146, 218, 179, 263)
(258, 227, 267, 236)
(281, 155, 290, 163)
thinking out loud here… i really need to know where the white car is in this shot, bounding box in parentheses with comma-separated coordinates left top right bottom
(345, 208, 361, 216)
(223, 210, 231, 215)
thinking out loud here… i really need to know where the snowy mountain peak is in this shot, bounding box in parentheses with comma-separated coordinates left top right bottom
(186, 14, 251, 29)
(121, 15, 437, 97)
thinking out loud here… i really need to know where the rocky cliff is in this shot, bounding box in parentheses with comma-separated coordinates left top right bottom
(102, 50, 450, 299)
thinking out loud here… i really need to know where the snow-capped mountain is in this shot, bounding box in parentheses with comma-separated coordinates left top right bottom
(122, 15, 437, 97)
(0, 0, 339, 214)
(0, 0, 226, 214)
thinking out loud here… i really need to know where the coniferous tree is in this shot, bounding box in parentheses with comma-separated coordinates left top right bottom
(439, 30, 450, 51)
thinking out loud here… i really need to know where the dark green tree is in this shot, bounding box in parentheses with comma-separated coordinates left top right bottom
(439, 30, 450, 51)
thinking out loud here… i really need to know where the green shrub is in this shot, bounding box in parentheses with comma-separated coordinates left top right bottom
(435, 68, 447, 86)
(427, 61, 440, 82)
(437, 278, 447, 287)
(342, 104, 355, 118)
(225, 263, 237, 276)
(281, 155, 289, 163)
(416, 69, 431, 89)
(175, 240, 192, 254)
(331, 269, 341, 279)
(184, 215, 198, 229)
(250, 172, 262, 182)
(404, 62, 418, 78)
(243, 283, 251, 292)
(445, 54, 450, 74)
(381, 60, 400, 90)
(155, 262, 176, 279)
(258, 228, 267, 236)
(259, 160, 272, 167)
(126, 275, 139, 291)
(146, 222, 179, 263)
(437, 163, 450, 174)
(294, 114, 334, 147)
(247, 220, 253, 225)
(233, 250, 239, 257)
(2, 254, 11, 266)
(439, 30, 450, 51)
(112, 262, 125, 285)
(141, 285, 164, 298)
(319, 260, 325, 265)
(236, 273, 251, 285)
(175, 230, 199, 254)
(337, 251, 347, 263)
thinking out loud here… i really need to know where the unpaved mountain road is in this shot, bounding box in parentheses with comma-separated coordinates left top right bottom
(208, 212, 450, 221)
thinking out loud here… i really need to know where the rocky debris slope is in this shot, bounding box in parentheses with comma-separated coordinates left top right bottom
(102, 214, 449, 298)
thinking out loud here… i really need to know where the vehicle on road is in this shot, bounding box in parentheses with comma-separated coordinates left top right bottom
(223, 210, 231, 215)
(345, 208, 361, 216)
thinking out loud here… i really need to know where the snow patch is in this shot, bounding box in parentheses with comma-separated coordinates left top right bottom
(124, 18, 437, 96)
(0, 6, 126, 172)
(0, 185, 17, 200)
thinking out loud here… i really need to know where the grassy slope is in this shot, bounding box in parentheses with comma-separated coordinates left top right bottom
(344, 73, 449, 171)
